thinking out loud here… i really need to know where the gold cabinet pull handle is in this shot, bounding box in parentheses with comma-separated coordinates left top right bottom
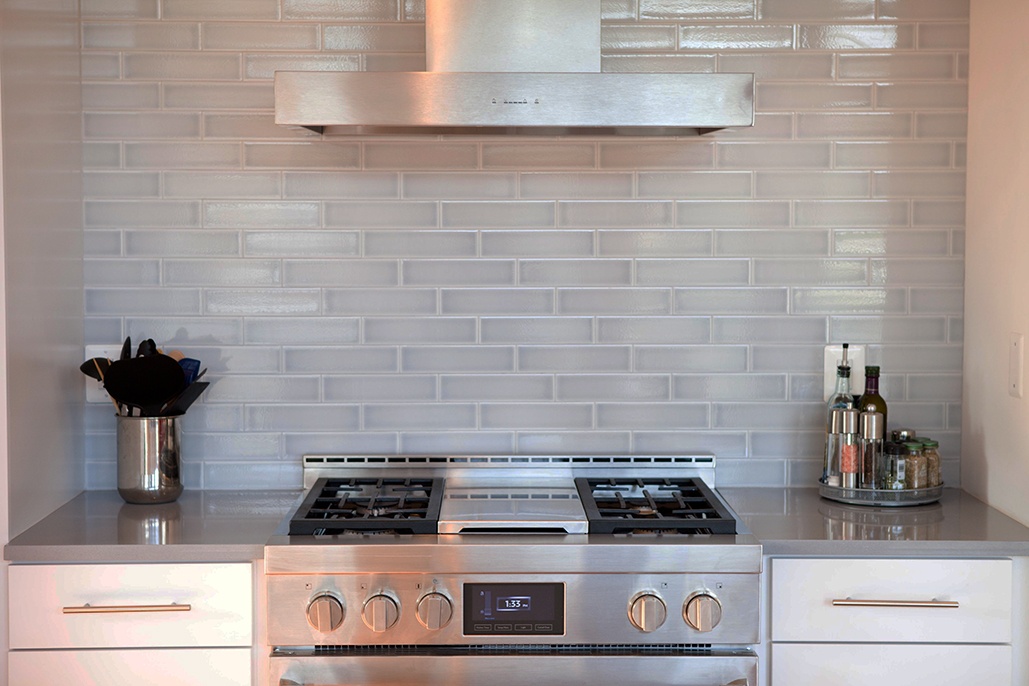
(63, 603, 191, 614)
(832, 597, 959, 609)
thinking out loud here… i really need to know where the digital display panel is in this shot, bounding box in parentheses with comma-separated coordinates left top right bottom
(463, 583, 564, 636)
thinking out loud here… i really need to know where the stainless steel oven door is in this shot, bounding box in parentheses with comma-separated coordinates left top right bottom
(271, 650, 757, 686)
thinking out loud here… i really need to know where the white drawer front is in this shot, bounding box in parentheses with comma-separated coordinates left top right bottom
(9, 563, 253, 649)
(771, 643, 1012, 686)
(9, 648, 251, 686)
(771, 558, 1012, 643)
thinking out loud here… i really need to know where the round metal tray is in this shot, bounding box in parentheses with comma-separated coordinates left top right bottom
(818, 481, 943, 507)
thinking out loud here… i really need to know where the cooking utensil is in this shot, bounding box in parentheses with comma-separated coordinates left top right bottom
(79, 357, 110, 381)
(135, 338, 158, 357)
(160, 381, 209, 416)
(103, 354, 187, 417)
(178, 358, 201, 384)
(119, 336, 132, 361)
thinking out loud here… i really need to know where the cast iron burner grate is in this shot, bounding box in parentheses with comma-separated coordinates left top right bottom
(289, 477, 444, 535)
(575, 477, 737, 535)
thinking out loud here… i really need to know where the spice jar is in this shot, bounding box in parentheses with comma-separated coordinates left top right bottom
(883, 441, 907, 490)
(859, 411, 883, 490)
(921, 438, 942, 487)
(904, 441, 928, 489)
(824, 408, 847, 487)
(891, 427, 917, 443)
(838, 409, 861, 489)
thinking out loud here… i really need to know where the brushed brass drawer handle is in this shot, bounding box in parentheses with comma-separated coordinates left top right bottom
(63, 603, 192, 615)
(832, 598, 959, 609)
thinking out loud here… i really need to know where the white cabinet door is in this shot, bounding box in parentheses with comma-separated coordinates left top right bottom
(9, 648, 252, 686)
(9, 563, 253, 649)
(771, 558, 1012, 643)
(772, 644, 1012, 685)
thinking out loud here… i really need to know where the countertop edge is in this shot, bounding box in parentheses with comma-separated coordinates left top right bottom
(3, 543, 265, 564)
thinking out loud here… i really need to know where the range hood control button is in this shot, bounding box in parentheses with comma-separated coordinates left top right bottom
(683, 593, 722, 632)
(363, 594, 400, 633)
(416, 592, 453, 630)
(629, 593, 667, 633)
(306, 594, 345, 633)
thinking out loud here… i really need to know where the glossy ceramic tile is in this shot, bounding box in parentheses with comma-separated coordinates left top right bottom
(81, 0, 970, 487)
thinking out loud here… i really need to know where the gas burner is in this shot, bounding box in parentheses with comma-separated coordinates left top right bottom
(289, 477, 444, 535)
(575, 477, 737, 535)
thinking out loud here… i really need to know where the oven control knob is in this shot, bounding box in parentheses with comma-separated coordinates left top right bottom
(306, 594, 345, 633)
(362, 594, 400, 632)
(629, 593, 667, 633)
(683, 593, 722, 632)
(416, 593, 454, 630)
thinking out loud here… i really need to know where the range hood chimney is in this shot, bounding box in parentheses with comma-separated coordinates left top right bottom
(274, 0, 754, 136)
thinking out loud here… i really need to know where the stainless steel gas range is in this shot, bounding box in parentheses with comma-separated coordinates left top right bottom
(265, 455, 761, 686)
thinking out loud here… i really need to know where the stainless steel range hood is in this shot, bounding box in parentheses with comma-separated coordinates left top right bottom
(274, 0, 754, 136)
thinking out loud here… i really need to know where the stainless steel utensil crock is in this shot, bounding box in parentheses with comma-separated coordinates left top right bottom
(117, 415, 183, 504)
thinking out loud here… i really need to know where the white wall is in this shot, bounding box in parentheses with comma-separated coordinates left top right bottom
(963, 0, 1029, 523)
(1, 0, 84, 538)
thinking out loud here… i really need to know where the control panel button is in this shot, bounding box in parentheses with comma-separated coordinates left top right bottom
(362, 594, 400, 633)
(416, 592, 454, 631)
(514, 623, 533, 632)
(683, 592, 723, 633)
(306, 593, 345, 633)
(628, 593, 667, 633)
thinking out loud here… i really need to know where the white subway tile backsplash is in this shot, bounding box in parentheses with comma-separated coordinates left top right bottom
(440, 289, 554, 315)
(404, 173, 516, 199)
(245, 317, 360, 344)
(126, 229, 240, 256)
(366, 230, 476, 257)
(164, 259, 281, 285)
(325, 374, 436, 401)
(124, 52, 241, 80)
(798, 23, 915, 50)
(796, 112, 913, 139)
(365, 317, 477, 343)
(599, 231, 712, 257)
(760, 0, 874, 20)
(878, 0, 969, 20)
(636, 258, 751, 285)
(86, 288, 199, 314)
(641, 0, 757, 19)
(83, 21, 199, 49)
(82, 0, 969, 487)
(324, 287, 437, 315)
(481, 317, 593, 344)
(283, 0, 400, 21)
(637, 345, 750, 373)
(602, 24, 678, 52)
(204, 289, 322, 315)
(441, 375, 553, 401)
(597, 316, 711, 343)
(201, 23, 320, 51)
(244, 54, 361, 80)
(559, 288, 671, 314)
(675, 287, 789, 314)
(402, 346, 515, 372)
(82, 83, 160, 110)
(596, 403, 709, 429)
(518, 346, 632, 372)
(917, 23, 969, 50)
(166, 172, 282, 199)
(82, 0, 158, 19)
(679, 24, 795, 50)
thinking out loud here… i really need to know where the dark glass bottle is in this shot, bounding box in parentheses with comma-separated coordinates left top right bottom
(857, 365, 887, 435)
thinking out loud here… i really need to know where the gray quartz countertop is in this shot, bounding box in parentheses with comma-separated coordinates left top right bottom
(4, 490, 302, 563)
(7, 487, 1029, 563)
(720, 487, 1029, 557)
